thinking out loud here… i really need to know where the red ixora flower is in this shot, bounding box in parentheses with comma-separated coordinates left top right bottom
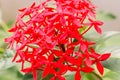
(5, 0, 110, 80)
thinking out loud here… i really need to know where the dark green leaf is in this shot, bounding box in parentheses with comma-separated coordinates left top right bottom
(23, 73, 33, 80)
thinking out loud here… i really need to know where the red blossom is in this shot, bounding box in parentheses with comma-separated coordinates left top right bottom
(89, 48, 111, 75)
(5, 0, 111, 80)
(88, 18, 103, 34)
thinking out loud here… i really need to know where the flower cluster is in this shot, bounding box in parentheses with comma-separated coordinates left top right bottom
(5, 0, 110, 80)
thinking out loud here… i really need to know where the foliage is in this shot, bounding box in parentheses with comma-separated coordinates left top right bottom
(97, 11, 116, 21)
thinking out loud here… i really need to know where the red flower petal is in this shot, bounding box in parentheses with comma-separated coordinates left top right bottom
(85, 58, 92, 66)
(80, 42, 87, 52)
(89, 18, 103, 34)
(60, 15, 66, 26)
(96, 61, 104, 75)
(48, 54, 54, 61)
(66, 56, 80, 66)
(56, 65, 67, 75)
(73, 19, 81, 27)
(53, 50, 63, 56)
(50, 77, 55, 80)
(81, 66, 94, 73)
(94, 25, 102, 34)
(67, 66, 77, 71)
(30, 2, 36, 8)
(19, 8, 26, 12)
(33, 70, 37, 80)
(8, 25, 17, 32)
(75, 71, 81, 80)
(21, 67, 31, 73)
(99, 53, 111, 61)
(57, 76, 66, 80)
(42, 64, 51, 78)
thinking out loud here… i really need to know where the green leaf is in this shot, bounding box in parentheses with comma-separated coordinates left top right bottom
(97, 11, 116, 21)
(79, 26, 87, 33)
(91, 31, 120, 51)
(65, 72, 102, 80)
(0, 49, 15, 70)
(0, 67, 23, 80)
(84, 31, 120, 43)
(96, 31, 120, 45)
(0, 58, 15, 70)
(65, 73, 74, 80)
(83, 72, 102, 80)
(92, 31, 120, 75)
(7, 20, 14, 28)
(98, 31, 120, 41)
(0, 30, 7, 46)
(23, 71, 53, 80)
(0, 48, 4, 54)
(103, 57, 120, 73)
(103, 69, 120, 80)
(23, 73, 33, 80)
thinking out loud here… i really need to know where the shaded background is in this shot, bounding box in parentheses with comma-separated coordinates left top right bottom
(0, 0, 120, 31)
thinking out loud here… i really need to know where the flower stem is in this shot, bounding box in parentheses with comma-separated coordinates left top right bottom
(81, 25, 92, 35)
